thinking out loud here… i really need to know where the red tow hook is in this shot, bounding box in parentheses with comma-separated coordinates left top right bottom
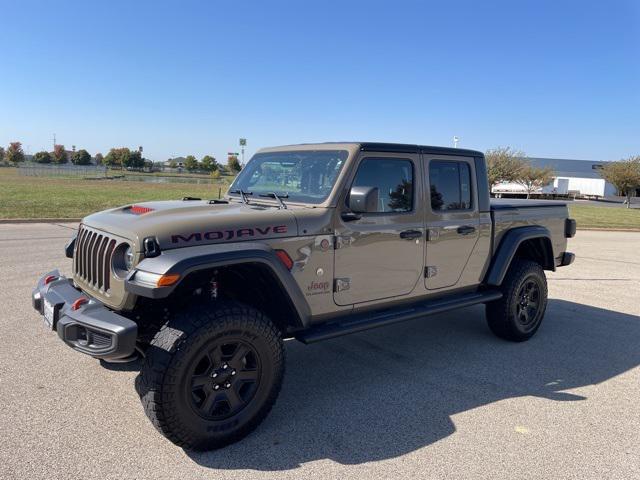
(71, 297, 89, 311)
(44, 275, 58, 285)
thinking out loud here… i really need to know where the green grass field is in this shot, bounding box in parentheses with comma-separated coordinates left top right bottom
(1, 168, 639, 228)
(0, 168, 234, 219)
(568, 203, 640, 230)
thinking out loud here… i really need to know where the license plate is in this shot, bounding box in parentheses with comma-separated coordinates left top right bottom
(43, 299, 55, 330)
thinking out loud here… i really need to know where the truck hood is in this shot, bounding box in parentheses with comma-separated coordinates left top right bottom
(82, 200, 299, 251)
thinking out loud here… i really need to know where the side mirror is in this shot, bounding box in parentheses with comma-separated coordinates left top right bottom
(348, 186, 379, 213)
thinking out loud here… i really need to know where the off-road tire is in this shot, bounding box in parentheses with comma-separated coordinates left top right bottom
(486, 259, 548, 342)
(136, 302, 285, 450)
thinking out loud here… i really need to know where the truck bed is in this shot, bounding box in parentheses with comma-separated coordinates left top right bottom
(489, 198, 570, 265)
(490, 198, 568, 210)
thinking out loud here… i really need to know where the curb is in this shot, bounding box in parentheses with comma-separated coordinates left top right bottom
(577, 227, 640, 232)
(0, 218, 81, 224)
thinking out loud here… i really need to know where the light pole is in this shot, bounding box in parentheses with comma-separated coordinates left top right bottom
(239, 138, 247, 165)
(453, 136, 459, 148)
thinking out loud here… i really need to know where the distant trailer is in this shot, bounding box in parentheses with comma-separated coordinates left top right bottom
(492, 177, 569, 198)
(492, 176, 611, 199)
(556, 177, 610, 198)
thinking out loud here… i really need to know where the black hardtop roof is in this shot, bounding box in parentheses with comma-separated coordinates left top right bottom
(271, 142, 484, 158)
(359, 142, 483, 157)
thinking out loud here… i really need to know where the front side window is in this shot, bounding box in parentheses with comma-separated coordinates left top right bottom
(351, 157, 414, 213)
(429, 161, 472, 211)
(230, 150, 348, 204)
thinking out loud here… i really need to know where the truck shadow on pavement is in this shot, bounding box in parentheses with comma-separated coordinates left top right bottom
(182, 299, 640, 470)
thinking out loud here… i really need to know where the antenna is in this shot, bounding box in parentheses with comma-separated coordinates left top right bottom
(453, 136, 459, 148)
(53, 133, 56, 149)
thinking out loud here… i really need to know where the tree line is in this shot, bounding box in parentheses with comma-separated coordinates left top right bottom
(168, 154, 242, 175)
(486, 147, 640, 206)
(0, 142, 94, 165)
(0, 141, 243, 176)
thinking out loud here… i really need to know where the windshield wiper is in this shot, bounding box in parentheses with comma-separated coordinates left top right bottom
(230, 189, 253, 204)
(259, 192, 289, 209)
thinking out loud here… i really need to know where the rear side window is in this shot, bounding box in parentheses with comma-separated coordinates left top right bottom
(351, 158, 413, 213)
(429, 161, 472, 211)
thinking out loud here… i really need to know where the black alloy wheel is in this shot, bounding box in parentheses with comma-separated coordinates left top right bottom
(137, 302, 285, 450)
(486, 259, 548, 342)
(514, 278, 542, 332)
(188, 340, 261, 420)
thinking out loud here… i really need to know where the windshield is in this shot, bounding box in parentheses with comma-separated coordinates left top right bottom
(229, 150, 348, 204)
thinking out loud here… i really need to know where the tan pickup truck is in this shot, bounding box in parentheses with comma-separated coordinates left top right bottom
(32, 142, 576, 450)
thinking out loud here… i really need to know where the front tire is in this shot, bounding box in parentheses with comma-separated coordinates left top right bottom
(486, 259, 548, 342)
(137, 302, 285, 450)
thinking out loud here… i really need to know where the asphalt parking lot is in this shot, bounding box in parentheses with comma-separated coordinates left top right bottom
(1, 223, 639, 479)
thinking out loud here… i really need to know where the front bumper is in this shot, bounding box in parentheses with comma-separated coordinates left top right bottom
(32, 270, 137, 361)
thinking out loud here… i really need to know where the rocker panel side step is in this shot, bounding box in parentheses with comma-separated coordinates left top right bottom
(297, 290, 503, 344)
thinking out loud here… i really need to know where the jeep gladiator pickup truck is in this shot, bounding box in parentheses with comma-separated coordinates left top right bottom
(32, 142, 576, 450)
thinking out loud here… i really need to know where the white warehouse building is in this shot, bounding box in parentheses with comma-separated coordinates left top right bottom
(492, 157, 618, 198)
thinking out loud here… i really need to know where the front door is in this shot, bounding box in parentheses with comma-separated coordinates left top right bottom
(424, 156, 480, 290)
(334, 154, 424, 306)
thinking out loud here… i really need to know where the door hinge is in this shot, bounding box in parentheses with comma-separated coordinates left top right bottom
(334, 278, 351, 292)
(334, 235, 352, 249)
(424, 266, 438, 278)
(427, 229, 439, 241)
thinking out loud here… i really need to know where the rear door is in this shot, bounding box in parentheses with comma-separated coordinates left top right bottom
(423, 156, 480, 290)
(333, 153, 424, 306)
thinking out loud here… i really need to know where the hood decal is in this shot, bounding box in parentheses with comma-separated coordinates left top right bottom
(171, 225, 288, 244)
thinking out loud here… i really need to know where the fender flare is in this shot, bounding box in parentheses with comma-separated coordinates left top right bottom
(484, 226, 555, 286)
(125, 242, 311, 327)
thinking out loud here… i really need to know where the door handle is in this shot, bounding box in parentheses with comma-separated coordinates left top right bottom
(457, 225, 476, 236)
(400, 229, 422, 240)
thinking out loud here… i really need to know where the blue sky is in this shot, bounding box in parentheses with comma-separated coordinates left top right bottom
(1, 0, 638, 162)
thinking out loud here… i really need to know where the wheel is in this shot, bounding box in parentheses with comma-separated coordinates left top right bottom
(136, 302, 285, 450)
(486, 259, 548, 342)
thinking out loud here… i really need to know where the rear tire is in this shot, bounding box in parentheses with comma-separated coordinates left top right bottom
(486, 259, 548, 342)
(137, 302, 284, 450)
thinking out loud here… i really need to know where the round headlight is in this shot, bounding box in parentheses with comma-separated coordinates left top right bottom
(124, 245, 134, 271)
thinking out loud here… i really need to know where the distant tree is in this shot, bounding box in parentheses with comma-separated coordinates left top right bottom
(72, 149, 91, 165)
(104, 148, 131, 169)
(600, 156, 640, 208)
(515, 165, 554, 199)
(124, 150, 144, 169)
(53, 144, 67, 164)
(94, 153, 104, 165)
(430, 185, 444, 210)
(0, 146, 5, 163)
(227, 155, 242, 173)
(485, 147, 526, 189)
(211, 169, 222, 180)
(168, 159, 178, 169)
(184, 155, 199, 171)
(388, 179, 412, 211)
(6, 142, 25, 164)
(33, 151, 52, 164)
(201, 155, 217, 172)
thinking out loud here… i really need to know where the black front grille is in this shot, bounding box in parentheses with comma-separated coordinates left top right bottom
(74, 225, 117, 291)
(88, 330, 112, 348)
